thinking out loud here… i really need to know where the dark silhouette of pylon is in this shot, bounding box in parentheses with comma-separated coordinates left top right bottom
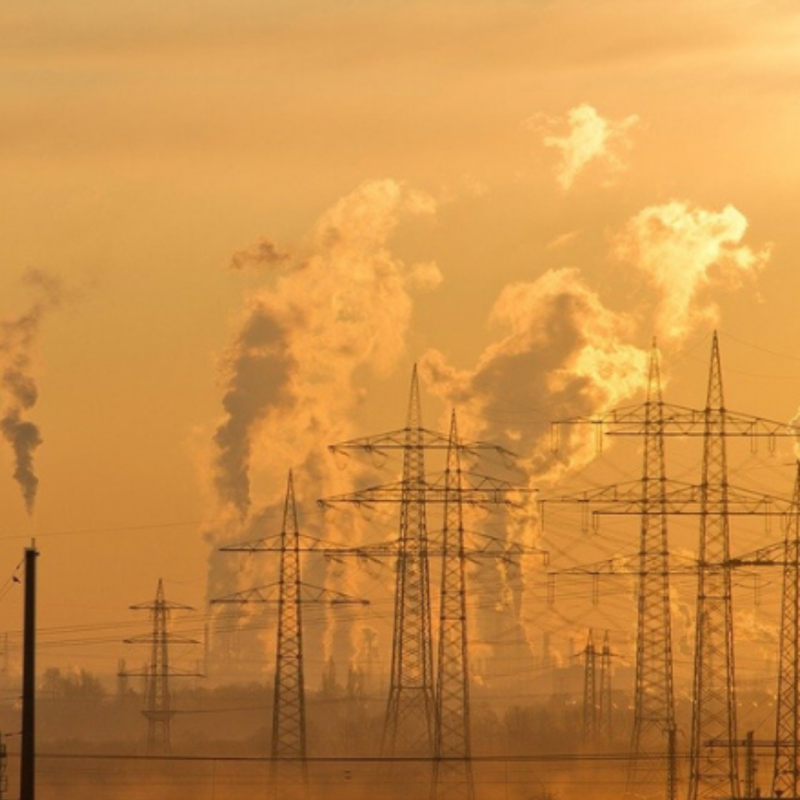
(125, 579, 197, 755)
(214, 470, 368, 799)
(581, 629, 598, 747)
(269, 470, 307, 792)
(384, 366, 435, 757)
(431, 411, 475, 800)
(322, 367, 527, 760)
(628, 344, 675, 795)
(546, 334, 800, 800)
(772, 463, 800, 797)
(598, 630, 613, 746)
(688, 332, 738, 800)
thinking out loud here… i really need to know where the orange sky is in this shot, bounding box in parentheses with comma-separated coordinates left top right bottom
(2, 0, 800, 684)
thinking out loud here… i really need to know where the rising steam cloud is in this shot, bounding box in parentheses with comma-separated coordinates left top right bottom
(212, 179, 440, 521)
(534, 103, 640, 191)
(419, 196, 768, 666)
(615, 200, 771, 340)
(0, 269, 63, 515)
(208, 179, 441, 679)
(421, 267, 648, 483)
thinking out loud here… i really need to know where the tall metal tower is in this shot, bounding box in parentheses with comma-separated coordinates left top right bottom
(772, 463, 800, 798)
(214, 470, 368, 798)
(323, 367, 527, 759)
(269, 470, 307, 791)
(688, 333, 739, 800)
(582, 629, 598, 747)
(547, 334, 800, 800)
(385, 366, 434, 757)
(630, 344, 675, 792)
(125, 580, 197, 755)
(598, 630, 613, 746)
(431, 412, 475, 800)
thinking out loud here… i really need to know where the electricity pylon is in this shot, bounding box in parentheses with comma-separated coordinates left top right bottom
(689, 331, 738, 800)
(772, 463, 800, 798)
(582, 629, 598, 747)
(214, 470, 369, 799)
(387, 367, 434, 759)
(547, 334, 800, 800)
(124, 580, 198, 755)
(322, 367, 521, 760)
(431, 411, 475, 800)
(598, 630, 613, 747)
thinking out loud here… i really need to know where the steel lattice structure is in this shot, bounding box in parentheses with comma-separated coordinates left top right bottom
(214, 471, 368, 799)
(125, 579, 197, 755)
(629, 345, 675, 797)
(688, 333, 739, 800)
(582, 630, 598, 748)
(323, 367, 522, 760)
(431, 412, 476, 800)
(598, 631, 613, 747)
(546, 334, 800, 800)
(386, 367, 435, 758)
(772, 464, 800, 797)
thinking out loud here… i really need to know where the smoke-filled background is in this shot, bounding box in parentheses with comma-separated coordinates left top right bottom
(3, 5, 800, 789)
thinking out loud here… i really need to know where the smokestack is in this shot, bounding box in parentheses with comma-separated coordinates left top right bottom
(21, 543, 38, 800)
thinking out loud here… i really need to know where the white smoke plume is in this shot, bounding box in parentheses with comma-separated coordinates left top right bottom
(420, 195, 769, 671)
(207, 180, 440, 677)
(212, 178, 439, 521)
(422, 267, 648, 484)
(421, 268, 649, 661)
(533, 103, 640, 191)
(615, 200, 771, 341)
(0, 269, 63, 516)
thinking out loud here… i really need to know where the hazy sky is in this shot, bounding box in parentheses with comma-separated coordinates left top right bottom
(2, 0, 800, 680)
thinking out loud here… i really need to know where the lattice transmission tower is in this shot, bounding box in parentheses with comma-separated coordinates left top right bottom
(323, 367, 522, 760)
(125, 580, 198, 754)
(547, 334, 800, 800)
(431, 411, 475, 800)
(772, 463, 800, 798)
(581, 629, 598, 748)
(598, 630, 614, 747)
(214, 470, 368, 799)
(387, 366, 434, 758)
(549, 343, 676, 794)
(688, 332, 739, 800)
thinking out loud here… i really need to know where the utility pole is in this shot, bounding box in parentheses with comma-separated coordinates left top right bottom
(431, 412, 475, 800)
(124, 580, 198, 755)
(0, 730, 6, 800)
(214, 470, 369, 799)
(21, 543, 38, 800)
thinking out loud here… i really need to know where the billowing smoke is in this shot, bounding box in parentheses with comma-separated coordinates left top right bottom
(228, 237, 290, 272)
(0, 269, 63, 515)
(532, 103, 640, 191)
(212, 178, 439, 521)
(420, 197, 770, 673)
(422, 266, 648, 483)
(615, 200, 771, 340)
(207, 179, 440, 677)
(421, 267, 649, 671)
